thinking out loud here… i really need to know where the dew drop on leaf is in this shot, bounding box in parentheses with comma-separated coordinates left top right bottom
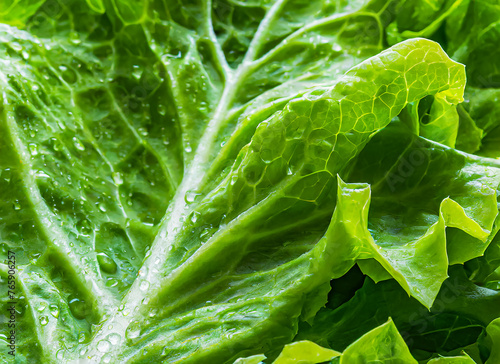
(139, 281, 150, 291)
(10, 41, 22, 52)
(98, 203, 107, 212)
(56, 349, 64, 360)
(190, 211, 200, 223)
(37, 301, 47, 312)
(112, 172, 123, 185)
(132, 65, 142, 79)
(106, 278, 119, 287)
(73, 137, 85, 151)
(13, 200, 21, 210)
(28, 143, 38, 156)
(126, 322, 141, 340)
(148, 308, 158, 318)
(69, 31, 81, 45)
(49, 304, 59, 318)
(108, 333, 121, 345)
(97, 252, 117, 274)
(39, 316, 49, 326)
(68, 297, 87, 319)
(78, 331, 88, 344)
(158, 104, 166, 116)
(97, 340, 110, 353)
(2, 168, 11, 183)
(184, 190, 200, 203)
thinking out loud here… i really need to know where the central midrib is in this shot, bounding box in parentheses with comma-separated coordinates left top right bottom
(84, 0, 293, 358)
(83, 56, 255, 361)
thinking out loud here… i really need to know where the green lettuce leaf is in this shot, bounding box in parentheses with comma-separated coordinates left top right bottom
(1, 0, 499, 363)
(242, 319, 478, 363)
(483, 318, 500, 364)
(297, 265, 500, 361)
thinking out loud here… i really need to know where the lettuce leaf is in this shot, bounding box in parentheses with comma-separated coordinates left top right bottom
(0, 0, 499, 363)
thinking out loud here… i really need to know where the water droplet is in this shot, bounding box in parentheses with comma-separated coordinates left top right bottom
(10, 42, 22, 52)
(97, 340, 110, 353)
(199, 226, 213, 242)
(260, 149, 273, 163)
(13, 200, 21, 210)
(161, 347, 170, 356)
(37, 302, 47, 312)
(132, 65, 142, 80)
(184, 143, 192, 153)
(139, 281, 150, 291)
(199, 101, 208, 112)
(163, 50, 182, 60)
(158, 104, 166, 116)
(148, 308, 158, 318)
(28, 143, 38, 156)
(49, 304, 59, 318)
(97, 252, 117, 274)
(29, 252, 41, 262)
(39, 316, 49, 326)
(225, 328, 237, 339)
(50, 138, 62, 152)
(112, 172, 123, 185)
(184, 190, 200, 203)
(35, 170, 50, 179)
(126, 323, 141, 340)
(2, 168, 12, 183)
(190, 211, 200, 223)
(68, 297, 87, 319)
(106, 278, 118, 287)
(98, 202, 107, 212)
(69, 32, 81, 45)
(78, 331, 88, 343)
(73, 137, 85, 151)
(108, 333, 121, 345)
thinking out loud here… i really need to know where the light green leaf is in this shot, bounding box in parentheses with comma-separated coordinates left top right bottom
(297, 265, 500, 359)
(427, 354, 476, 363)
(85, 0, 105, 14)
(272, 341, 340, 364)
(234, 354, 267, 364)
(485, 318, 500, 364)
(340, 319, 417, 363)
(0, 0, 46, 27)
